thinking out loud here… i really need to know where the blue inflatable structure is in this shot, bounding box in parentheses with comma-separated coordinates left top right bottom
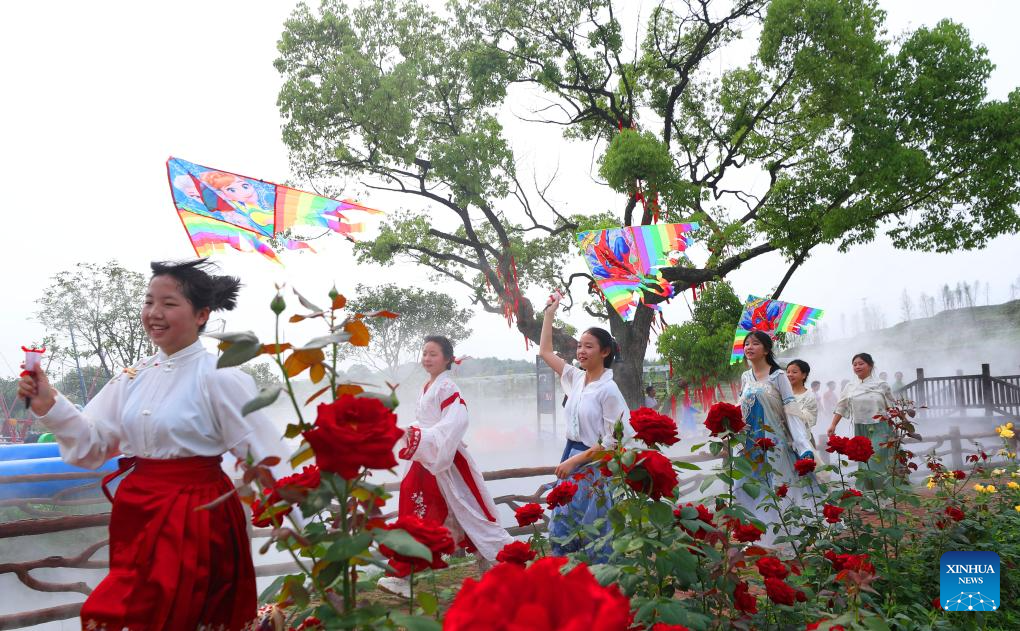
(0, 443, 117, 500)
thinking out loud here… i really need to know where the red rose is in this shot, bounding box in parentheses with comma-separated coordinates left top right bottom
(932, 597, 943, 610)
(844, 436, 874, 463)
(704, 402, 745, 436)
(840, 488, 862, 500)
(826, 435, 850, 455)
(377, 515, 455, 577)
(272, 464, 322, 503)
(825, 552, 874, 575)
(303, 395, 403, 479)
(953, 470, 966, 480)
(496, 541, 537, 566)
(729, 520, 764, 543)
(292, 616, 322, 631)
(630, 407, 680, 447)
(776, 484, 789, 498)
(756, 556, 790, 580)
(794, 458, 816, 476)
(546, 481, 579, 508)
(444, 557, 631, 631)
(623, 450, 679, 501)
(754, 437, 776, 450)
(944, 506, 965, 522)
(515, 503, 544, 527)
(733, 580, 758, 614)
(764, 577, 803, 606)
(251, 494, 291, 528)
(822, 504, 844, 524)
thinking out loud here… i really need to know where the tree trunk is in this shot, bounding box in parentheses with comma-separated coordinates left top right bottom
(608, 306, 654, 409)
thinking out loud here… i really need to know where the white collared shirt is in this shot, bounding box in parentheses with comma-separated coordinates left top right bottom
(36, 339, 289, 469)
(560, 364, 630, 449)
(834, 376, 894, 425)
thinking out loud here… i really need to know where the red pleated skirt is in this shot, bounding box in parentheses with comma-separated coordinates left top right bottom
(81, 455, 256, 630)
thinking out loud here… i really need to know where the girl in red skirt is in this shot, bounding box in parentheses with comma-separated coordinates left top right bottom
(377, 336, 512, 597)
(19, 259, 289, 630)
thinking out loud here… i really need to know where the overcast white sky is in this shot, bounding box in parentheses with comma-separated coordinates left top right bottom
(1, 0, 1017, 379)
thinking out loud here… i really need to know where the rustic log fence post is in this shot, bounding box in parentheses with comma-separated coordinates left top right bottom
(981, 363, 994, 417)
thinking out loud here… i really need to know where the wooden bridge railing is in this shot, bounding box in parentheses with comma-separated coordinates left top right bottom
(900, 364, 1020, 418)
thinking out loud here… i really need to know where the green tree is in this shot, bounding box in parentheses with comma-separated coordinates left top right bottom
(35, 261, 153, 376)
(657, 281, 743, 391)
(241, 361, 283, 389)
(344, 284, 473, 378)
(276, 0, 1020, 405)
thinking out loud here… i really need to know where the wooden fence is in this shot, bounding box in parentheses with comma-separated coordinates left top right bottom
(0, 421, 1008, 629)
(900, 364, 1020, 418)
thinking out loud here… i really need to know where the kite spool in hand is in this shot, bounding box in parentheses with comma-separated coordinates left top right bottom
(21, 346, 45, 409)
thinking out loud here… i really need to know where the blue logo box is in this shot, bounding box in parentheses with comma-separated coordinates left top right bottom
(940, 551, 1000, 611)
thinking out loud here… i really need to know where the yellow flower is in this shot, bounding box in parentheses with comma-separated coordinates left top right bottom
(974, 484, 986, 493)
(1009, 481, 1020, 490)
(1015, 505, 1020, 513)
(986, 485, 997, 493)
(927, 477, 937, 489)
(997, 425, 1016, 439)
(992, 468, 1006, 476)
(1010, 453, 1017, 459)
(1013, 471, 1020, 478)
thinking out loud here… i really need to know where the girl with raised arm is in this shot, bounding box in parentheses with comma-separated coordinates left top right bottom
(17, 259, 289, 630)
(378, 336, 512, 597)
(538, 292, 630, 558)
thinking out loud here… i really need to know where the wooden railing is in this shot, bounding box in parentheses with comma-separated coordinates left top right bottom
(899, 364, 1020, 417)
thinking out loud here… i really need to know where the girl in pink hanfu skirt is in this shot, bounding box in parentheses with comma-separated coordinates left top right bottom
(377, 336, 512, 597)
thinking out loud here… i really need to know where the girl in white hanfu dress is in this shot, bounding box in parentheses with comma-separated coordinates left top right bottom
(378, 336, 512, 597)
(826, 353, 895, 489)
(736, 332, 820, 549)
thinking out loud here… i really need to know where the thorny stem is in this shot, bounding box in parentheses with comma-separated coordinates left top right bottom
(274, 312, 307, 428)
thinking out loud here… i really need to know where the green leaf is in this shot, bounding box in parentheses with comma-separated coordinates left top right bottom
(689, 442, 707, 453)
(672, 460, 702, 471)
(300, 332, 352, 350)
(417, 590, 439, 616)
(284, 423, 303, 439)
(389, 613, 441, 631)
(709, 441, 723, 456)
(204, 330, 259, 344)
(325, 532, 373, 562)
(742, 480, 761, 499)
(648, 502, 675, 528)
(373, 528, 433, 563)
(242, 384, 283, 416)
(258, 575, 286, 604)
(217, 339, 262, 368)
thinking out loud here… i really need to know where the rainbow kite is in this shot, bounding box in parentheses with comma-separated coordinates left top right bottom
(576, 223, 699, 321)
(729, 295, 824, 363)
(166, 157, 382, 263)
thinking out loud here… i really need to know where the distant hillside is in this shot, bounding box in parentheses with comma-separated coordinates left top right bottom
(781, 300, 1020, 383)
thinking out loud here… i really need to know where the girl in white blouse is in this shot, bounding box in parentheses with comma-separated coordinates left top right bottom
(826, 352, 895, 487)
(538, 292, 630, 558)
(18, 259, 288, 630)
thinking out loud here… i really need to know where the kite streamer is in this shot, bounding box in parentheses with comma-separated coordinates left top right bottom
(576, 223, 699, 321)
(167, 157, 381, 263)
(729, 295, 824, 363)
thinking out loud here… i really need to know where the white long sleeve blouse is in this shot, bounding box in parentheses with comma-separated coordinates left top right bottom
(560, 364, 631, 449)
(36, 339, 289, 470)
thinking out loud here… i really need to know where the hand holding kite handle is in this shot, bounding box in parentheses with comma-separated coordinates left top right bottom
(20, 346, 45, 413)
(544, 289, 564, 313)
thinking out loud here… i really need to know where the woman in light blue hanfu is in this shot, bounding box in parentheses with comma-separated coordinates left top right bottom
(736, 331, 819, 549)
(538, 292, 630, 561)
